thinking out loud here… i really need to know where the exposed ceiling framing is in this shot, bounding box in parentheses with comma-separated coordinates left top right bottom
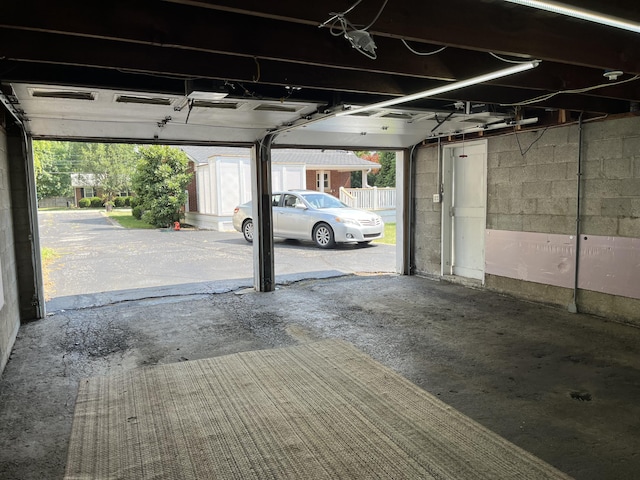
(1, 0, 639, 147)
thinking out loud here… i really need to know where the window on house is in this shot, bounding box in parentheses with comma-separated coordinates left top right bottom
(83, 187, 95, 198)
(316, 172, 330, 189)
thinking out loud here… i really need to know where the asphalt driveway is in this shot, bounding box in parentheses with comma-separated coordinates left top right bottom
(39, 209, 396, 310)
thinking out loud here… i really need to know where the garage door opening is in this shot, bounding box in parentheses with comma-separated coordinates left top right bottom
(35, 141, 397, 310)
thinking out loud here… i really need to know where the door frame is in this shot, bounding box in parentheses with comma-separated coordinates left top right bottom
(441, 139, 488, 282)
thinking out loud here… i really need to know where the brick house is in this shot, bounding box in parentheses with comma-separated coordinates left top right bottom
(70, 173, 103, 205)
(70, 173, 132, 206)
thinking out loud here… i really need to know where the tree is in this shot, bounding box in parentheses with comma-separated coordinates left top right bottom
(33, 141, 77, 199)
(350, 151, 396, 188)
(79, 143, 138, 205)
(351, 151, 378, 188)
(131, 146, 192, 227)
(374, 151, 396, 187)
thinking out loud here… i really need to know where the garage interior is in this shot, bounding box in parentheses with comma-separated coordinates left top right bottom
(1, 1, 640, 478)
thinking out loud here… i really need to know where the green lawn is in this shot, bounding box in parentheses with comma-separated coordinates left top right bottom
(41, 247, 61, 263)
(374, 222, 396, 245)
(41, 247, 62, 298)
(107, 212, 156, 229)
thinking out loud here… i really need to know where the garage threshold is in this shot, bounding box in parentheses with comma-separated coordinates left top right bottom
(44, 270, 351, 313)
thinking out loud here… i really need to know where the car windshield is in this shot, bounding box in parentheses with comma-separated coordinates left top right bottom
(301, 193, 346, 209)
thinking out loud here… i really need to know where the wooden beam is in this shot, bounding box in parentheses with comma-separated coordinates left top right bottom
(164, 0, 640, 74)
(3, 24, 639, 112)
(0, 0, 458, 81)
(0, 29, 438, 97)
(1, 24, 636, 115)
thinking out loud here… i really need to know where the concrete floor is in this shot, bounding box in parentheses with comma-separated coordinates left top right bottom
(1, 274, 639, 479)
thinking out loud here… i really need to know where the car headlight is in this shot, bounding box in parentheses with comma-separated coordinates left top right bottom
(336, 217, 360, 226)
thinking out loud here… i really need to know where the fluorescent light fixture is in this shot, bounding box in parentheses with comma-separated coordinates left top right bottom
(502, 0, 640, 34)
(336, 61, 540, 117)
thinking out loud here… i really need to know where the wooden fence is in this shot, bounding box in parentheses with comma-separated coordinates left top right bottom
(339, 187, 396, 210)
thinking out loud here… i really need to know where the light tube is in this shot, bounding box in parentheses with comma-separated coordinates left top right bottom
(336, 61, 540, 117)
(502, 0, 640, 34)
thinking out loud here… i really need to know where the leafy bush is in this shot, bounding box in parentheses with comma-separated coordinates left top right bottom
(124, 196, 133, 207)
(132, 146, 192, 227)
(78, 198, 91, 208)
(114, 196, 126, 208)
(129, 196, 139, 208)
(132, 205, 143, 219)
(90, 196, 103, 208)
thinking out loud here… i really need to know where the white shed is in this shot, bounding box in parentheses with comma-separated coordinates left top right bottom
(181, 146, 305, 231)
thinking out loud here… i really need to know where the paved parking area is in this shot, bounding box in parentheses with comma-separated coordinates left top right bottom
(39, 210, 396, 310)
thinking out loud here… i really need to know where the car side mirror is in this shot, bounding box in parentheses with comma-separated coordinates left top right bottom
(295, 204, 307, 210)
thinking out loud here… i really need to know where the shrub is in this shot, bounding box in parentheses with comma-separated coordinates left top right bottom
(78, 198, 91, 208)
(132, 205, 143, 219)
(129, 196, 140, 208)
(124, 196, 133, 207)
(90, 196, 103, 208)
(132, 146, 192, 227)
(114, 196, 126, 208)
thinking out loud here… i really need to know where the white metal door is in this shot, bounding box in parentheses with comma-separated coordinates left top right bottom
(443, 141, 487, 281)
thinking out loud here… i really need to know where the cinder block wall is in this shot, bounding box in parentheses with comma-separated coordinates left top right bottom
(582, 116, 640, 238)
(486, 124, 580, 235)
(576, 116, 640, 320)
(413, 144, 441, 276)
(413, 115, 640, 324)
(0, 123, 21, 375)
(483, 124, 581, 307)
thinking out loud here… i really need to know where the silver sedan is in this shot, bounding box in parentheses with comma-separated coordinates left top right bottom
(232, 191, 384, 248)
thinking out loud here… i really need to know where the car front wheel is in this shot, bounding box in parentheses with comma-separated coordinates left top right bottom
(313, 223, 335, 249)
(242, 219, 254, 243)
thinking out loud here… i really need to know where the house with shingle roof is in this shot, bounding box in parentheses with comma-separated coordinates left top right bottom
(177, 146, 379, 231)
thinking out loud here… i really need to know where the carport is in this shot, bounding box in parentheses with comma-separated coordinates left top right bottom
(1, 1, 640, 479)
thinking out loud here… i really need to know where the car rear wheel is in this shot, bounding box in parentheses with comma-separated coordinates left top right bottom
(242, 219, 254, 243)
(313, 223, 335, 249)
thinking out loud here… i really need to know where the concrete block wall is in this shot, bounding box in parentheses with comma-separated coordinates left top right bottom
(0, 124, 21, 375)
(582, 117, 640, 237)
(486, 124, 580, 234)
(484, 116, 640, 323)
(413, 145, 441, 276)
(412, 115, 640, 324)
(576, 116, 640, 321)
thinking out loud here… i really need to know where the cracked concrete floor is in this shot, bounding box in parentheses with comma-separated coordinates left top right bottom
(1, 274, 639, 479)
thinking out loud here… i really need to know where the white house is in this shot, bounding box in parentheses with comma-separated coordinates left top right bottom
(178, 146, 380, 231)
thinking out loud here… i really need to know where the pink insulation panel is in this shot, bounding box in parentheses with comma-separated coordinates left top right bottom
(485, 230, 640, 300)
(577, 235, 640, 299)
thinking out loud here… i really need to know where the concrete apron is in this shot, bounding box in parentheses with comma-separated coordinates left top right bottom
(1, 274, 639, 480)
